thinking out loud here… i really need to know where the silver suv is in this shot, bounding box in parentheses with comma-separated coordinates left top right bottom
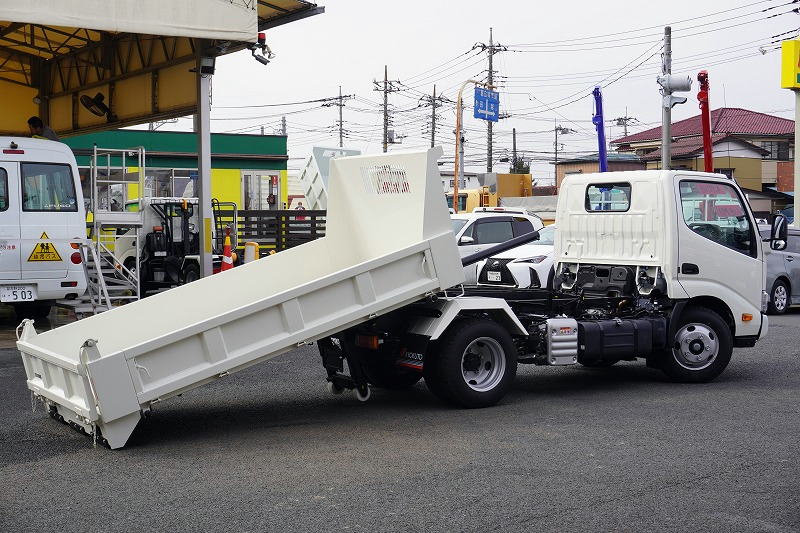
(761, 225, 800, 314)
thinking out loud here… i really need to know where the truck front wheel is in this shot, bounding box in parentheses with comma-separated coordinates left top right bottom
(661, 307, 733, 383)
(424, 318, 517, 408)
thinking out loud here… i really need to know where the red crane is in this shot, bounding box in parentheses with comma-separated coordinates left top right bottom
(697, 70, 713, 173)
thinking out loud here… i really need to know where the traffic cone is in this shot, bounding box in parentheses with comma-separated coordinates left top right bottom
(221, 227, 233, 272)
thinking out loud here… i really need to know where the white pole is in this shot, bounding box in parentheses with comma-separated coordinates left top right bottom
(197, 63, 213, 277)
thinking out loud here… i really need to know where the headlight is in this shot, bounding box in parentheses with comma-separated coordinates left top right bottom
(515, 255, 547, 264)
(761, 290, 769, 313)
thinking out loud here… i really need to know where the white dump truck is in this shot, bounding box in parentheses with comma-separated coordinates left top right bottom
(16, 148, 784, 448)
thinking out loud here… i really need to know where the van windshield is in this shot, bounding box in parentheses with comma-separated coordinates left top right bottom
(21, 163, 78, 212)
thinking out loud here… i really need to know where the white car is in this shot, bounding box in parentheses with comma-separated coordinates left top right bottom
(451, 207, 544, 284)
(476, 224, 556, 289)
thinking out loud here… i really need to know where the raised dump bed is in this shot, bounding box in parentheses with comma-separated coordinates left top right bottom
(17, 147, 463, 448)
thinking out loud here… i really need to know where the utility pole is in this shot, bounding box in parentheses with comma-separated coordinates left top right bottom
(554, 121, 574, 168)
(373, 65, 401, 152)
(419, 84, 449, 148)
(661, 27, 672, 170)
(281, 116, 287, 137)
(430, 84, 437, 148)
(322, 89, 353, 147)
(338, 86, 344, 147)
(512, 127, 517, 171)
(614, 107, 636, 137)
(473, 28, 507, 172)
(657, 26, 692, 170)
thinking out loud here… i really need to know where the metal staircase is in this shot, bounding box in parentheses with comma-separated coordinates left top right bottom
(58, 146, 144, 316)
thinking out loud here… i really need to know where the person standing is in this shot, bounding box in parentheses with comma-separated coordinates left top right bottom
(294, 200, 307, 221)
(27, 116, 60, 141)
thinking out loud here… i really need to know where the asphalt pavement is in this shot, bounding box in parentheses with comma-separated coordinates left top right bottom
(1, 311, 798, 532)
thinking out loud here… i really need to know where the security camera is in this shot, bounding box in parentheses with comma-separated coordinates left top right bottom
(248, 32, 275, 66)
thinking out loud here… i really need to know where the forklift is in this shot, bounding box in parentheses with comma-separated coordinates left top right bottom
(117, 197, 237, 294)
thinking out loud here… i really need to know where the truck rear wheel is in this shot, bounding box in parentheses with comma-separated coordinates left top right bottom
(424, 318, 516, 408)
(661, 307, 733, 383)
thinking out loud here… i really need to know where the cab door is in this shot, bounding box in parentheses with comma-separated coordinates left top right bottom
(675, 178, 763, 318)
(0, 162, 21, 279)
(19, 162, 79, 280)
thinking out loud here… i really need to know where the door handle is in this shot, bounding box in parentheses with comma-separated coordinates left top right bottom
(681, 263, 700, 275)
(787, 256, 794, 262)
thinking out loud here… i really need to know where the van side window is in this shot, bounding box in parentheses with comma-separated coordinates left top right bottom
(21, 163, 78, 212)
(512, 217, 534, 237)
(475, 219, 514, 244)
(0, 168, 7, 211)
(679, 180, 754, 256)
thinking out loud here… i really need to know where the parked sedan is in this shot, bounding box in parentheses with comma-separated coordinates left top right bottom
(475, 225, 556, 289)
(761, 224, 800, 314)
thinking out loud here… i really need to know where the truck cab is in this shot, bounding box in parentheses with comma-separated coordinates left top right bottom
(555, 170, 768, 349)
(0, 137, 87, 318)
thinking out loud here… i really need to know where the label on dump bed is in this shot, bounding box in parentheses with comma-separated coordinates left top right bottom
(27, 232, 62, 262)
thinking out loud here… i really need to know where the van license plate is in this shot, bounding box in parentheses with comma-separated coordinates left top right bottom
(0, 285, 37, 302)
(487, 271, 501, 282)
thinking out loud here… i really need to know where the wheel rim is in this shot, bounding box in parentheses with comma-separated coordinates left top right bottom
(461, 337, 506, 392)
(774, 284, 788, 311)
(672, 322, 719, 371)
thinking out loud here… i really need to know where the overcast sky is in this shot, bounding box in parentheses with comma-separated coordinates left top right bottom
(171, 0, 798, 180)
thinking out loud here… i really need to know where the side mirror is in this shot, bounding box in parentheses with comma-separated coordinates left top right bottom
(459, 235, 475, 245)
(770, 214, 788, 251)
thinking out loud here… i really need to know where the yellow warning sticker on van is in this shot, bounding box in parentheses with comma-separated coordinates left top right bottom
(27, 232, 62, 262)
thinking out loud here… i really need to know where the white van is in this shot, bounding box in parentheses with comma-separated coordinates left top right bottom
(0, 137, 87, 318)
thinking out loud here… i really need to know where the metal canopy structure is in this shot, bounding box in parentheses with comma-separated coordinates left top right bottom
(0, 0, 323, 278)
(0, 0, 323, 137)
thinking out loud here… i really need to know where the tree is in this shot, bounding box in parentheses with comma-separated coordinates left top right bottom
(510, 158, 530, 174)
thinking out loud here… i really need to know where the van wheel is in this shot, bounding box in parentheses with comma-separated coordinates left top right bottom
(424, 318, 516, 408)
(182, 263, 200, 284)
(769, 279, 789, 315)
(661, 307, 733, 383)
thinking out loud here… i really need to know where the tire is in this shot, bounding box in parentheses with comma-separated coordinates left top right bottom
(424, 318, 517, 408)
(361, 348, 422, 390)
(660, 307, 733, 383)
(768, 279, 789, 315)
(182, 262, 200, 284)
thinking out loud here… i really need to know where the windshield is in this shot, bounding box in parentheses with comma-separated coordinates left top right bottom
(451, 218, 468, 234)
(536, 225, 556, 245)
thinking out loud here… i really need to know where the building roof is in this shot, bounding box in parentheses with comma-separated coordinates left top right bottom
(555, 152, 642, 165)
(613, 108, 794, 144)
(640, 134, 768, 161)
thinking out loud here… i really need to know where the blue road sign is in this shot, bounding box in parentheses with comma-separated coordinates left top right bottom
(473, 87, 500, 122)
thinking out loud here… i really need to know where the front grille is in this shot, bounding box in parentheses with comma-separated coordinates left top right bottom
(478, 258, 517, 286)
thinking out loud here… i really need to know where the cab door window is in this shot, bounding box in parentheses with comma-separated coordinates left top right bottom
(679, 180, 755, 256)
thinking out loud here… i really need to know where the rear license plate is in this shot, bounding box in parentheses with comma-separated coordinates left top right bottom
(0, 285, 37, 302)
(487, 271, 501, 282)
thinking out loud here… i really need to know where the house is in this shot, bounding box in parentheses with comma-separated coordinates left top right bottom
(554, 152, 645, 190)
(612, 107, 794, 193)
